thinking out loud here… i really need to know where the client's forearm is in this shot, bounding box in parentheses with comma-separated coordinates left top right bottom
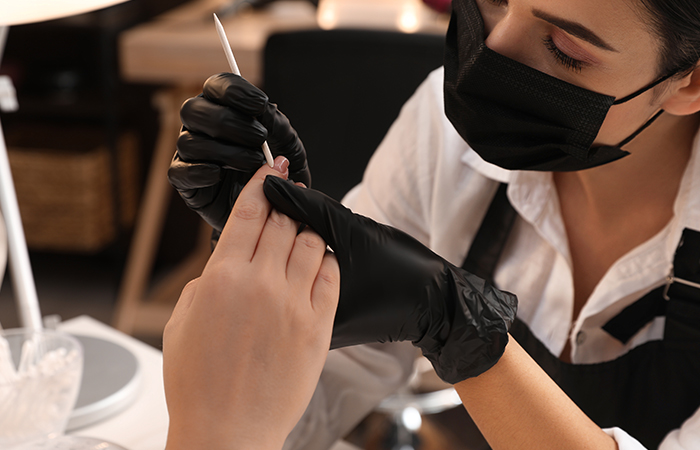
(454, 337, 618, 450)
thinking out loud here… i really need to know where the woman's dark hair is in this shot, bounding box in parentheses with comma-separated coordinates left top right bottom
(637, 0, 700, 77)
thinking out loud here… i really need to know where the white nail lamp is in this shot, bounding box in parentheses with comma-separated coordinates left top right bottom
(0, 0, 143, 444)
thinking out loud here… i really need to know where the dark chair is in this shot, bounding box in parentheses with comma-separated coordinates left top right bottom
(264, 28, 473, 450)
(263, 28, 444, 200)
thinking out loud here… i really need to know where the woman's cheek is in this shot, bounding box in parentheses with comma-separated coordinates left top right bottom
(593, 99, 656, 146)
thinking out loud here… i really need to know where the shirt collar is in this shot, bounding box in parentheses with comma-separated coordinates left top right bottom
(460, 148, 570, 260)
(460, 148, 511, 183)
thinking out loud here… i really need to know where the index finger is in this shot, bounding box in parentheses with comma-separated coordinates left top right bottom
(180, 96, 266, 147)
(203, 73, 268, 116)
(211, 156, 289, 262)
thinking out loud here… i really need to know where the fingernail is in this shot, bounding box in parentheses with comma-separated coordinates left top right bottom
(273, 156, 289, 174)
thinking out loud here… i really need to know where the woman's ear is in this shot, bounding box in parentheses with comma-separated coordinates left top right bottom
(661, 64, 700, 115)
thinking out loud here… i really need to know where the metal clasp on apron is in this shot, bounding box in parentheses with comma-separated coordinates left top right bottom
(663, 273, 700, 300)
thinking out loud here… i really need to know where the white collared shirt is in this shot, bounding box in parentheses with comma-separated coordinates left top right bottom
(284, 67, 700, 450)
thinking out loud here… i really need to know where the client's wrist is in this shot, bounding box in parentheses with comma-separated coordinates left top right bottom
(165, 422, 285, 450)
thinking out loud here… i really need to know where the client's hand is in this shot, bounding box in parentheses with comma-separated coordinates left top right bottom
(163, 158, 339, 450)
(263, 176, 517, 385)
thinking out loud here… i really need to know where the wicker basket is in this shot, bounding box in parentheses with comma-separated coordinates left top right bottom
(6, 124, 139, 253)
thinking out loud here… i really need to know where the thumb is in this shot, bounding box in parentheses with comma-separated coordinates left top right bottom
(263, 175, 351, 252)
(168, 156, 221, 191)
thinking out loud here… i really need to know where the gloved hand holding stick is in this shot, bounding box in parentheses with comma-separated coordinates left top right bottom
(168, 71, 309, 235)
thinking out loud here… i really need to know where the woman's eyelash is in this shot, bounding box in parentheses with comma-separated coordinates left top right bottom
(543, 37, 585, 73)
(480, 0, 586, 73)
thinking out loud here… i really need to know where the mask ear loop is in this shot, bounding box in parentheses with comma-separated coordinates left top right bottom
(616, 109, 665, 147)
(612, 72, 677, 105)
(611, 71, 677, 147)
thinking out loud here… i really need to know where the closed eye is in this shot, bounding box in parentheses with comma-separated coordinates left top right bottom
(543, 37, 586, 73)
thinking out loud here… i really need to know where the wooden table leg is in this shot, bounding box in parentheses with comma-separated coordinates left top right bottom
(112, 86, 211, 337)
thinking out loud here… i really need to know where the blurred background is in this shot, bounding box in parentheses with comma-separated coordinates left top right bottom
(0, 0, 193, 332)
(0, 0, 488, 448)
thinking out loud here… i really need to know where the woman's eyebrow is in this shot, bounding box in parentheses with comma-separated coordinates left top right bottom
(532, 9, 619, 52)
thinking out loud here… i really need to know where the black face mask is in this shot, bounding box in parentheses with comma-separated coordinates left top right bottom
(443, 0, 674, 172)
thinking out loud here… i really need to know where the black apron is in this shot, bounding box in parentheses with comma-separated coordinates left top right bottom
(460, 183, 700, 449)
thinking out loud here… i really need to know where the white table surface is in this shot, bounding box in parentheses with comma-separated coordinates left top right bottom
(59, 316, 168, 450)
(58, 316, 359, 450)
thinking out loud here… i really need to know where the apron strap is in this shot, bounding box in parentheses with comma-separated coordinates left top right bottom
(461, 183, 516, 283)
(602, 286, 666, 343)
(666, 228, 700, 302)
(664, 228, 700, 342)
(603, 228, 700, 343)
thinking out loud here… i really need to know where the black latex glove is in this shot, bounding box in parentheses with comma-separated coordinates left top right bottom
(168, 73, 311, 234)
(262, 176, 518, 384)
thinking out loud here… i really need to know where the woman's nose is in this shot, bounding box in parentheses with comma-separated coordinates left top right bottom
(484, 12, 539, 68)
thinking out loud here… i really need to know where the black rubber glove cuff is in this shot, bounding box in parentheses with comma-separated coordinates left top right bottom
(413, 265, 516, 383)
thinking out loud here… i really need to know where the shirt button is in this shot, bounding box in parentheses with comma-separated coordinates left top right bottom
(576, 331, 586, 345)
